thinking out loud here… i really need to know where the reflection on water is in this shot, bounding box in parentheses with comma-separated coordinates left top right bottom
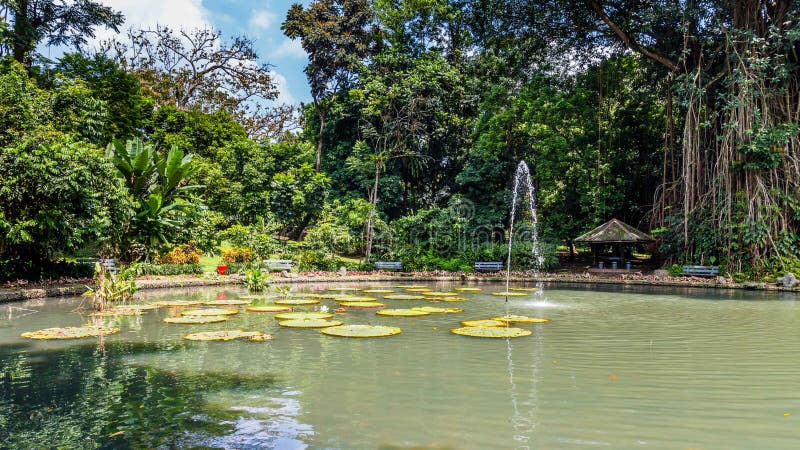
(0, 283, 799, 449)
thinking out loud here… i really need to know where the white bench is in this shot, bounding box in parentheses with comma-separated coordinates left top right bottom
(682, 265, 719, 277)
(263, 259, 294, 271)
(78, 258, 118, 273)
(374, 261, 403, 271)
(475, 261, 503, 272)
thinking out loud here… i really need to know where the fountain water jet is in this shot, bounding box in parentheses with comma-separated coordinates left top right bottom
(505, 161, 544, 298)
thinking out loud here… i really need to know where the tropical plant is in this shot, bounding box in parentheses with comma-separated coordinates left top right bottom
(243, 268, 269, 292)
(84, 263, 137, 310)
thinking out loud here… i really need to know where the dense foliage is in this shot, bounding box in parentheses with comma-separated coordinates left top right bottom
(1, 0, 798, 280)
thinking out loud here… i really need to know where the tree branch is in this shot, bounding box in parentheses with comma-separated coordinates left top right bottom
(587, 0, 681, 73)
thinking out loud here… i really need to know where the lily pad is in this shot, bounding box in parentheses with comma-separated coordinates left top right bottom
(321, 324, 402, 338)
(202, 300, 251, 306)
(455, 287, 483, 292)
(164, 315, 229, 324)
(279, 319, 343, 328)
(21, 326, 120, 340)
(246, 305, 293, 313)
(182, 308, 240, 316)
(274, 299, 320, 305)
(339, 301, 386, 308)
(326, 287, 360, 291)
(361, 289, 395, 293)
(450, 326, 531, 338)
(411, 306, 462, 314)
(332, 296, 378, 302)
(238, 294, 278, 300)
(183, 330, 272, 341)
(405, 288, 432, 292)
(461, 319, 506, 327)
(376, 308, 430, 317)
(509, 287, 540, 292)
(394, 285, 427, 289)
(421, 292, 459, 297)
(90, 309, 140, 317)
(439, 297, 466, 302)
(383, 294, 425, 300)
(491, 292, 529, 297)
(274, 312, 334, 320)
(111, 304, 160, 311)
(491, 315, 550, 324)
(150, 300, 204, 307)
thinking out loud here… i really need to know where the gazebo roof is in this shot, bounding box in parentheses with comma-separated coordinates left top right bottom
(574, 218, 655, 244)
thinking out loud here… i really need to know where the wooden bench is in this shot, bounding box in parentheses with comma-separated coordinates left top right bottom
(263, 259, 294, 271)
(475, 261, 504, 272)
(374, 261, 403, 271)
(682, 265, 719, 277)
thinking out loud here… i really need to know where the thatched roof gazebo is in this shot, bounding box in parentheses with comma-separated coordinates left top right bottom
(574, 218, 655, 267)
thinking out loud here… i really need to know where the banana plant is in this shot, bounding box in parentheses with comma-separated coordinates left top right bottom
(107, 138, 202, 258)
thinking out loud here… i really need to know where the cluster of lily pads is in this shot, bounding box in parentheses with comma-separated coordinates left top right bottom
(20, 285, 548, 341)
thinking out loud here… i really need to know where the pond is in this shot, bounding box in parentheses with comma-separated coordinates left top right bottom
(1, 283, 799, 449)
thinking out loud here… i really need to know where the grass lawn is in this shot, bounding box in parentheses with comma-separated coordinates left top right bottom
(199, 255, 222, 273)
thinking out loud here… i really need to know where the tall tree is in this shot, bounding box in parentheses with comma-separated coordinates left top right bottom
(100, 26, 281, 138)
(282, 0, 379, 171)
(0, 0, 123, 67)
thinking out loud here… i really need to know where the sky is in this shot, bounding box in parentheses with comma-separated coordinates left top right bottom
(81, 0, 312, 105)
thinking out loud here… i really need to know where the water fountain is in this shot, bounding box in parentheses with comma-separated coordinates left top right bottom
(505, 161, 545, 298)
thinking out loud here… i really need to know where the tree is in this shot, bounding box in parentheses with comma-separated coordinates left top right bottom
(0, 0, 123, 67)
(282, 0, 379, 171)
(0, 137, 128, 265)
(100, 26, 280, 138)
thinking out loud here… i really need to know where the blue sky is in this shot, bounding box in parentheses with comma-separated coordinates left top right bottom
(90, 0, 312, 105)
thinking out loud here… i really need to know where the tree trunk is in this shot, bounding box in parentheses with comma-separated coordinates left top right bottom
(315, 109, 326, 172)
(364, 163, 381, 261)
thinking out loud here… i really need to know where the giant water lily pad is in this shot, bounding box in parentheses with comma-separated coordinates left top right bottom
(326, 287, 360, 291)
(461, 319, 506, 327)
(279, 319, 343, 328)
(150, 300, 204, 307)
(405, 288, 432, 292)
(438, 297, 466, 302)
(361, 289, 395, 293)
(394, 285, 427, 289)
(321, 324, 402, 338)
(183, 308, 239, 316)
(421, 292, 459, 297)
(383, 294, 426, 300)
(90, 309, 140, 317)
(183, 330, 272, 341)
(274, 299, 320, 306)
(491, 292, 528, 297)
(112, 304, 160, 311)
(509, 287, 540, 292)
(246, 305, 293, 313)
(491, 315, 550, 324)
(333, 296, 378, 302)
(238, 294, 278, 300)
(274, 312, 333, 320)
(340, 301, 386, 308)
(164, 315, 229, 324)
(21, 326, 120, 340)
(450, 326, 531, 338)
(376, 308, 430, 317)
(202, 300, 251, 306)
(455, 287, 483, 292)
(411, 306, 462, 314)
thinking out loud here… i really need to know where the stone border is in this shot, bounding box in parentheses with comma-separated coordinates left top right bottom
(1, 273, 797, 304)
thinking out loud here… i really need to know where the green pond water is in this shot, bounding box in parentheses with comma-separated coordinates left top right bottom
(1, 283, 799, 449)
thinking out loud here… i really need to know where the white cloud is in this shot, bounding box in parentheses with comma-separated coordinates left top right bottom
(270, 70, 296, 105)
(249, 10, 277, 31)
(272, 38, 306, 59)
(93, 0, 211, 42)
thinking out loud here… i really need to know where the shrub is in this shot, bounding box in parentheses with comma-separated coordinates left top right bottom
(221, 247, 254, 264)
(731, 272, 749, 283)
(160, 243, 202, 264)
(297, 250, 341, 271)
(243, 268, 270, 292)
(667, 264, 683, 277)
